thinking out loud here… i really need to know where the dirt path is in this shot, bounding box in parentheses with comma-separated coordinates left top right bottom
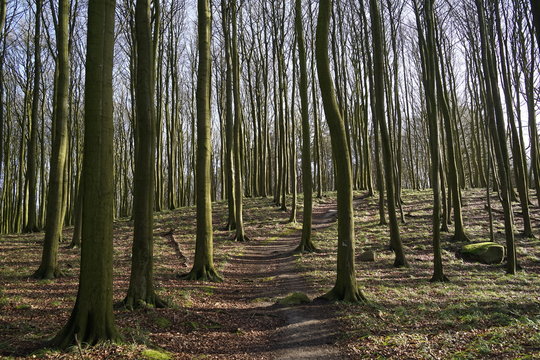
(215, 200, 343, 359)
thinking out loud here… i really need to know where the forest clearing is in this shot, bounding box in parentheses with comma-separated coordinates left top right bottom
(1, 190, 540, 359)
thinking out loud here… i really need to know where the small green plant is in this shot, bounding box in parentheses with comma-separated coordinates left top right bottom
(141, 348, 172, 360)
(154, 316, 171, 329)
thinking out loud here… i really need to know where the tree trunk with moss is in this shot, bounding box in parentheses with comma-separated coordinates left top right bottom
(182, 0, 222, 282)
(123, 0, 168, 308)
(369, 0, 408, 268)
(295, 0, 316, 253)
(316, 0, 366, 303)
(49, 0, 121, 348)
(33, 0, 70, 279)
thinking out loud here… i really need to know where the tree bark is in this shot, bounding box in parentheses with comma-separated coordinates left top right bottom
(316, 0, 366, 303)
(34, 0, 70, 279)
(181, 0, 222, 282)
(50, 0, 121, 347)
(25, 0, 43, 233)
(369, 0, 408, 267)
(294, 0, 316, 253)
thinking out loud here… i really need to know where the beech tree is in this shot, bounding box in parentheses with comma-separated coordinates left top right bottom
(123, 0, 168, 308)
(294, 0, 316, 253)
(414, 0, 449, 282)
(369, 0, 408, 268)
(24, 0, 42, 233)
(316, 0, 366, 303)
(181, 0, 222, 281)
(50, 0, 121, 347)
(33, 0, 70, 279)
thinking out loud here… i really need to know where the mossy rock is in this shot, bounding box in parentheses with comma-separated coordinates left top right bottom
(460, 242, 505, 264)
(277, 292, 311, 306)
(358, 250, 376, 262)
(141, 348, 172, 360)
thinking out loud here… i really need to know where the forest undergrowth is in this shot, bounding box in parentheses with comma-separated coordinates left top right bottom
(1, 189, 540, 359)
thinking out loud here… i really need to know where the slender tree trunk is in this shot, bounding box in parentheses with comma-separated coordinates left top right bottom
(295, 0, 316, 253)
(181, 0, 222, 281)
(221, 0, 236, 230)
(0, 0, 6, 191)
(231, 0, 248, 242)
(25, 0, 43, 233)
(288, 47, 297, 224)
(414, 0, 448, 282)
(124, 0, 169, 308)
(475, 0, 517, 275)
(316, 0, 366, 303)
(494, 0, 533, 237)
(530, 0, 540, 46)
(370, 0, 408, 267)
(34, 0, 70, 279)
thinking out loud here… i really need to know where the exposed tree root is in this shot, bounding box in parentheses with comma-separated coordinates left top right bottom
(233, 234, 250, 242)
(294, 241, 318, 254)
(393, 257, 410, 268)
(429, 274, 450, 283)
(452, 231, 471, 243)
(32, 266, 63, 280)
(317, 284, 368, 304)
(121, 293, 169, 310)
(179, 266, 223, 282)
(49, 309, 122, 349)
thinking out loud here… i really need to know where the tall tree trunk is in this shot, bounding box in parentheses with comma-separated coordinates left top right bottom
(370, 0, 408, 267)
(34, 0, 70, 279)
(25, 0, 43, 233)
(475, 0, 517, 275)
(181, 0, 222, 281)
(124, 0, 168, 308)
(288, 47, 297, 224)
(0, 0, 6, 187)
(316, 0, 366, 303)
(231, 0, 248, 242)
(221, 0, 236, 230)
(414, 0, 448, 282)
(494, 0, 533, 238)
(50, 0, 121, 347)
(295, 0, 316, 253)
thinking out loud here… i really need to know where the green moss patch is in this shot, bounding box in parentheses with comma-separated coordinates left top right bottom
(277, 292, 311, 306)
(141, 348, 172, 360)
(461, 242, 505, 264)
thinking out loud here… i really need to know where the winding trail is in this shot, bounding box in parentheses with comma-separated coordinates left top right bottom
(215, 199, 343, 359)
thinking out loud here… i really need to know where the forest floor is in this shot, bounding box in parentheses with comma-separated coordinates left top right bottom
(1, 189, 540, 359)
